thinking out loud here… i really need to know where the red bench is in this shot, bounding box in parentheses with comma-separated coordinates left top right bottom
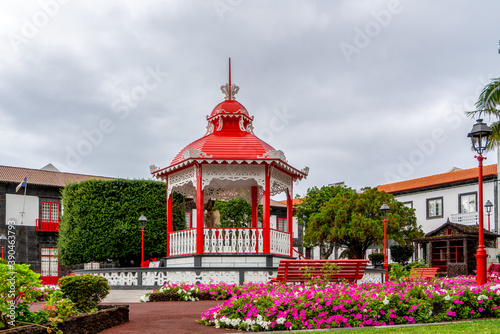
(270, 259, 369, 284)
(409, 267, 439, 281)
(488, 263, 500, 280)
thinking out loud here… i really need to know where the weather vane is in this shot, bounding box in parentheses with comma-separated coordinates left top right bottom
(220, 57, 239, 100)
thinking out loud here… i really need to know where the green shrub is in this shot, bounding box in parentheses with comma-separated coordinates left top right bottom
(368, 252, 384, 267)
(390, 244, 415, 265)
(0, 262, 43, 329)
(58, 274, 110, 311)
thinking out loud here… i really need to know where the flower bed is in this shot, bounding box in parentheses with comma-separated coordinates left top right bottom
(143, 276, 500, 331)
(1, 305, 129, 334)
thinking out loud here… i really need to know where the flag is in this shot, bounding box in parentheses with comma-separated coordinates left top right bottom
(16, 177, 27, 192)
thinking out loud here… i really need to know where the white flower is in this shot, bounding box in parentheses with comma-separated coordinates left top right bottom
(477, 294, 488, 301)
(383, 297, 390, 305)
(140, 293, 150, 302)
(444, 295, 451, 301)
(276, 317, 286, 325)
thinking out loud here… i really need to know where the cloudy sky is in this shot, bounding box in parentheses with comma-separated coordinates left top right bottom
(0, 1, 499, 200)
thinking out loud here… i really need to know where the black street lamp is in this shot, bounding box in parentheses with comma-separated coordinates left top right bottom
(468, 119, 492, 285)
(138, 214, 147, 267)
(0, 234, 6, 259)
(485, 200, 493, 232)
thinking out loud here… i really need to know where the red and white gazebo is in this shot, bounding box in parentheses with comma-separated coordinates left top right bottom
(151, 60, 308, 265)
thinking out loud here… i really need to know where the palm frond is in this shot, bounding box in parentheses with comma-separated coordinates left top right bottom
(475, 77, 500, 112)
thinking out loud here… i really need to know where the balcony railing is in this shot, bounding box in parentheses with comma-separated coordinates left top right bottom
(450, 212, 478, 225)
(36, 219, 60, 232)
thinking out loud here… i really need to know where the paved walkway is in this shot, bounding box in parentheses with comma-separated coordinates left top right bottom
(100, 289, 241, 334)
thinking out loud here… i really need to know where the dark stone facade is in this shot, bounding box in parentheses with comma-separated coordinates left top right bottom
(415, 220, 499, 276)
(0, 181, 65, 276)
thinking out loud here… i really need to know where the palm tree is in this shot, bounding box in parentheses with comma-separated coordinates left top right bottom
(467, 42, 500, 150)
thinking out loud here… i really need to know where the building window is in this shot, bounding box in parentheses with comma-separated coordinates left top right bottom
(403, 201, 413, 209)
(84, 262, 101, 270)
(277, 218, 287, 232)
(41, 202, 60, 222)
(185, 211, 192, 228)
(41, 247, 58, 277)
(459, 192, 477, 214)
(426, 197, 443, 219)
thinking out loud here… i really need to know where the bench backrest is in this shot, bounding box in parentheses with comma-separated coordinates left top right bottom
(410, 267, 439, 279)
(275, 259, 369, 284)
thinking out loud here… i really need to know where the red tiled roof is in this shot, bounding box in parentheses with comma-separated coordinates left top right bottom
(279, 198, 303, 206)
(377, 164, 497, 194)
(0, 165, 114, 188)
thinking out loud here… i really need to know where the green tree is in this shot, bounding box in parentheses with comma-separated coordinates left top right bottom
(303, 187, 423, 259)
(295, 185, 352, 229)
(213, 198, 262, 227)
(467, 42, 500, 149)
(390, 244, 415, 266)
(58, 179, 186, 267)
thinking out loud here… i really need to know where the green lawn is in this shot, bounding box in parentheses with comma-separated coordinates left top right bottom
(295, 319, 500, 333)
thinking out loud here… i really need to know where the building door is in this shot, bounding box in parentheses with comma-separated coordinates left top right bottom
(41, 247, 59, 284)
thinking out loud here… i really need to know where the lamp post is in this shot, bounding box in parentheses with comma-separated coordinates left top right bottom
(138, 214, 147, 268)
(467, 118, 492, 285)
(0, 234, 6, 259)
(485, 200, 493, 232)
(380, 202, 390, 283)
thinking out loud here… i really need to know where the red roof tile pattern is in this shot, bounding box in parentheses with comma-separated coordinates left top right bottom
(377, 164, 497, 194)
(0, 165, 114, 188)
(279, 198, 303, 206)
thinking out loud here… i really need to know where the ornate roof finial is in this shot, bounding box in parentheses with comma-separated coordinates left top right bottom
(220, 57, 239, 100)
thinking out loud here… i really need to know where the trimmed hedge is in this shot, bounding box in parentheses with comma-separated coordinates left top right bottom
(59, 275, 110, 311)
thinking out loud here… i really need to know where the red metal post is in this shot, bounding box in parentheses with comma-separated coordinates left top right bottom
(141, 229, 145, 267)
(196, 165, 205, 255)
(487, 212, 491, 232)
(384, 218, 389, 283)
(251, 186, 258, 228)
(166, 189, 173, 257)
(476, 155, 487, 285)
(1, 247, 4, 259)
(287, 188, 294, 257)
(263, 165, 271, 254)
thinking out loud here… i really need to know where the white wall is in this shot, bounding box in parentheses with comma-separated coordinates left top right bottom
(6, 194, 39, 226)
(394, 180, 496, 234)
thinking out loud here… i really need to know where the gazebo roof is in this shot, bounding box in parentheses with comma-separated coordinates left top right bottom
(151, 62, 309, 181)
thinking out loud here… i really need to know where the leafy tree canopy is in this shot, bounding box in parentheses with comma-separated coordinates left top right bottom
(295, 185, 352, 229)
(303, 187, 423, 259)
(213, 198, 262, 227)
(58, 179, 186, 266)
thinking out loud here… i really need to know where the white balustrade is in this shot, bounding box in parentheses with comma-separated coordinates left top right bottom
(169, 227, 292, 256)
(203, 228, 263, 254)
(170, 229, 197, 256)
(270, 229, 290, 256)
(450, 212, 478, 225)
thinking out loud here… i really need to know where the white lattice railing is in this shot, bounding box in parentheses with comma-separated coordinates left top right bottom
(450, 212, 478, 225)
(204, 228, 263, 254)
(270, 229, 290, 256)
(170, 228, 197, 256)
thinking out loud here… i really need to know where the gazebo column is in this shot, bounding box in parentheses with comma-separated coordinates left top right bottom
(263, 165, 271, 254)
(251, 186, 258, 228)
(287, 187, 293, 257)
(166, 185, 173, 257)
(196, 165, 204, 255)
